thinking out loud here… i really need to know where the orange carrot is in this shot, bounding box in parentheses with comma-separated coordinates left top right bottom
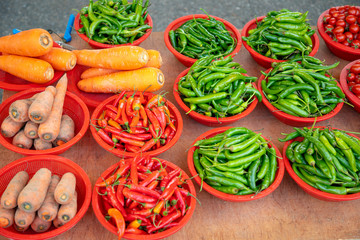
(0, 28, 53, 57)
(38, 48, 77, 71)
(57, 191, 77, 223)
(53, 115, 75, 147)
(34, 138, 53, 150)
(14, 223, 29, 232)
(77, 67, 164, 93)
(0, 55, 54, 84)
(54, 173, 76, 205)
(1, 171, 29, 209)
(1, 116, 25, 138)
(38, 75, 68, 142)
(0, 205, 15, 228)
(73, 46, 149, 70)
(31, 215, 52, 233)
(17, 168, 52, 213)
(144, 50, 162, 68)
(14, 208, 35, 228)
(12, 130, 33, 149)
(37, 175, 60, 222)
(28, 86, 56, 124)
(9, 94, 38, 123)
(52, 217, 64, 228)
(80, 67, 119, 79)
(24, 121, 39, 139)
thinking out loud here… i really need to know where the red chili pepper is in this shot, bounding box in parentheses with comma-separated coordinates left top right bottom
(130, 111, 140, 128)
(126, 208, 152, 217)
(147, 210, 181, 234)
(126, 93, 137, 117)
(96, 128, 115, 146)
(139, 105, 148, 127)
(156, 140, 161, 149)
(136, 165, 148, 173)
(125, 227, 146, 234)
(98, 119, 108, 128)
(139, 170, 160, 187)
(96, 162, 131, 187)
(116, 178, 127, 206)
(160, 169, 180, 190)
(145, 108, 161, 137)
(130, 157, 139, 185)
(161, 126, 171, 139)
(106, 186, 127, 217)
(108, 119, 121, 129)
(128, 180, 159, 210)
(102, 194, 113, 212)
(97, 111, 106, 127)
(138, 138, 158, 152)
(146, 159, 155, 170)
(105, 111, 125, 125)
(177, 187, 190, 198)
(121, 103, 129, 128)
(108, 208, 125, 240)
(174, 187, 186, 216)
(105, 104, 118, 113)
(124, 214, 151, 225)
(113, 91, 126, 107)
(113, 134, 145, 147)
(148, 124, 157, 139)
(158, 105, 176, 132)
(166, 129, 176, 144)
(146, 94, 164, 109)
(160, 175, 180, 201)
(151, 107, 166, 132)
(153, 199, 165, 214)
(129, 128, 147, 134)
(114, 99, 126, 121)
(104, 125, 122, 135)
(125, 144, 140, 153)
(137, 172, 148, 181)
(125, 184, 161, 199)
(132, 97, 142, 111)
(139, 91, 146, 104)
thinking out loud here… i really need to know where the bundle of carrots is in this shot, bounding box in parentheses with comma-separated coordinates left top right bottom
(0, 75, 75, 150)
(75, 46, 164, 93)
(95, 156, 194, 238)
(93, 91, 177, 153)
(0, 28, 76, 83)
(0, 168, 77, 233)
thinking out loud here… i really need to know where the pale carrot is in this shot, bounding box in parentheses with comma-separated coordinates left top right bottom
(14, 208, 35, 228)
(52, 217, 64, 228)
(0, 205, 15, 228)
(38, 48, 77, 71)
(0, 55, 54, 84)
(31, 215, 52, 233)
(54, 173, 76, 205)
(73, 46, 149, 70)
(24, 121, 39, 139)
(1, 171, 29, 209)
(12, 130, 33, 149)
(17, 168, 52, 213)
(77, 67, 165, 93)
(57, 191, 77, 223)
(14, 223, 29, 232)
(1, 116, 25, 138)
(34, 138, 53, 150)
(144, 50, 162, 68)
(9, 94, 38, 122)
(0, 28, 53, 57)
(28, 86, 56, 124)
(80, 67, 119, 79)
(53, 115, 75, 147)
(38, 75, 68, 142)
(37, 175, 60, 221)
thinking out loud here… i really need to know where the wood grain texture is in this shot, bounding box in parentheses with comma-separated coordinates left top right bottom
(0, 32, 359, 240)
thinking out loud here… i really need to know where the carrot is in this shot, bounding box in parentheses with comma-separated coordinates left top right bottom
(24, 121, 39, 139)
(9, 94, 38, 123)
(14, 208, 35, 228)
(14, 223, 29, 232)
(38, 48, 77, 71)
(1, 116, 25, 138)
(1, 171, 29, 209)
(80, 67, 119, 79)
(12, 130, 33, 149)
(73, 46, 149, 70)
(34, 138, 53, 150)
(144, 50, 162, 68)
(0, 29, 53, 57)
(28, 86, 57, 124)
(0, 55, 54, 84)
(17, 168, 52, 213)
(37, 175, 60, 221)
(77, 67, 164, 93)
(38, 75, 68, 142)
(57, 191, 77, 223)
(52, 217, 64, 228)
(53, 115, 75, 147)
(0, 205, 15, 228)
(54, 172, 76, 205)
(31, 215, 52, 232)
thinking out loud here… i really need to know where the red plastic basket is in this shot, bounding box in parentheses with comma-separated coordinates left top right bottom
(0, 155, 92, 240)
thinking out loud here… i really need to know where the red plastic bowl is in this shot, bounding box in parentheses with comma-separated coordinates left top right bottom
(74, 12, 153, 49)
(0, 42, 65, 91)
(92, 158, 196, 240)
(164, 14, 242, 67)
(173, 68, 258, 127)
(258, 68, 344, 126)
(0, 88, 90, 155)
(317, 8, 360, 61)
(90, 92, 183, 158)
(283, 126, 360, 201)
(241, 16, 320, 69)
(339, 59, 360, 113)
(0, 155, 92, 240)
(187, 126, 284, 202)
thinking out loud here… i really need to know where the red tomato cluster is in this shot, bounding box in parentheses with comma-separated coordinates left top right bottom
(323, 5, 360, 49)
(347, 61, 360, 97)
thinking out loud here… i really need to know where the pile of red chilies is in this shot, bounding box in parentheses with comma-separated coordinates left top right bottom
(96, 156, 193, 237)
(94, 91, 177, 153)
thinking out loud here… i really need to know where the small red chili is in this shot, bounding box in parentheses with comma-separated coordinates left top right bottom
(146, 94, 164, 109)
(113, 134, 145, 147)
(130, 111, 140, 128)
(151, 107, 166, 132)
(138, 138, 158, 152)
(105, 111, 125, 125)
(115, 99, 126, 121)
(106, 186, 127, 217)
(96, 162, 130, 187)
(139, 105, 148, 127)
(126, 208, 152, 217)
(147, 210, 181, 234)
(130, 157, 139, 185)
(139, 170, 160, 187)
(160, 168, 180, 190)
(113, 91, 126, 107)
(108, 208, 125, 240)
(174, 187, 186, 216)
(116, 178, 127, 206)
(124, 144, 140, 153)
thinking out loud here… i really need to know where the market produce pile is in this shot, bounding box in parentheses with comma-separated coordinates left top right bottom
(346, 60, 360, 98)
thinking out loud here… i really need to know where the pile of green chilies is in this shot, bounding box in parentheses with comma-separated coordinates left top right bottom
(261, 56, 345, 117)
(193, 127, 278, 195)
(281, 127, 360, 195)
(78, 0, 151, 44)
(178, 56, 262, 118)
(242, 9, 315, 60)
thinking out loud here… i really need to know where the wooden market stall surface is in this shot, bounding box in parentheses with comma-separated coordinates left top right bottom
(0, 32, 359, 240)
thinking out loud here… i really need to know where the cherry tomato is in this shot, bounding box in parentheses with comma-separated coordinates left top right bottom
(332, 12, 340, 19)
(323, 14, 331, 23)
(344, 5, 350, 11)
(335, 33, 346, 42)
(338, 6, 346, 13)
(328, 17, 336, 26)
(343, 41, 350, 47)
(346, 15, 357, 25)
(344, 32, 354, 41)
(333, 26, 345, 34)
(348, 82, 356, 88)
(337, 13, 346, 20)
(349, 24, 360, 34)
(336, 19, 346, 28)
(348, 7, 358, 16)
(351, 39, 360, 49)
(325, 24, 334, 32)
(329, 7, 338, 15)
(347, 72, 356, 82)
(351, 85, 360, 95)
(350, 63, 360, 74)
(355, 76, 360, 84)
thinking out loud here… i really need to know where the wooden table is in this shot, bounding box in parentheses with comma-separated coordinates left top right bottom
(1, 32, 359, 240)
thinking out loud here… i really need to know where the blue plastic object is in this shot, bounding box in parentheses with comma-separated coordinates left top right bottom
(63, 14, 75, 43)
(12, 29, 21, 34)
